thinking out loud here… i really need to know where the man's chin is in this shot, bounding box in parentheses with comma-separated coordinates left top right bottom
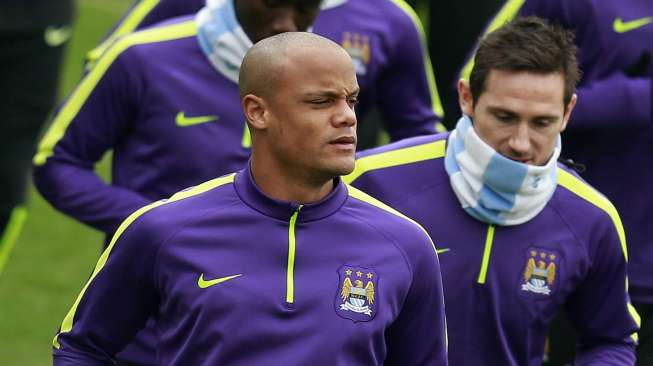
(326, 159, 356, 177)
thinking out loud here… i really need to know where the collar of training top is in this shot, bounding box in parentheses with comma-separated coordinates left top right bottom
(234, 163, 348, 222)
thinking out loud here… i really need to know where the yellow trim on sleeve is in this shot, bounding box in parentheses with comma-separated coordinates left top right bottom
(459, 0, 526, 81)
(241, 123, 252, 148)
(389, 0, 444, 118)
(34, 20, 198, 167)
(86, 0, 163, 63)
(53, 173, 236, 349)
(628, 303, 641, 342)
(346, 185, 436, 252)
(344, 139, 445, 184)
(0, 206, 28, 277)
(556, 169, 627, 260)
(557, 169, 639, 341)
(477, 225, 495, 284)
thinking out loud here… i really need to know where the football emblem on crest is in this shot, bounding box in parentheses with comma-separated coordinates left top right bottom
(335, 265, 378, 321)
(520, 248, 560, 296)
(341, 32, 370, 76)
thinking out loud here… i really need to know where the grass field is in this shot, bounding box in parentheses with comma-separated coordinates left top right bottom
(0, 1, 131, 364)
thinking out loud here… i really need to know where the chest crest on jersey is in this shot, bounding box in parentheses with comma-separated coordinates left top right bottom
(520, 248, 560, 297)
(341, 32, 371, 76)
(335, 265, 378, 322)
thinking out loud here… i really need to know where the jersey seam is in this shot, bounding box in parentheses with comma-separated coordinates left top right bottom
(341, 202, 415, 302)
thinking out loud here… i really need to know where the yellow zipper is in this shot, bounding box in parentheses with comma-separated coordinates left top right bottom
(477, 224, 496, 284)
(286, 205, 303, 303)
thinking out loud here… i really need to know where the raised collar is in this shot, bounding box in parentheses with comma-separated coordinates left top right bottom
(234, 164, 348, 222)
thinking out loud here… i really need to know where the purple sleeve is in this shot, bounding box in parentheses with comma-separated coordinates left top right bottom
(85, 0, 203, 64)
(376, 9, 441, 141)
(565, 219, 638, 365)
(385, 229, 449, 365)
(33, 51, 151, 235)
(133, 0, 204, 30)
(520, 0, 652, 131)
(569, 73, 651, 131)
(52, 210, 163, 365)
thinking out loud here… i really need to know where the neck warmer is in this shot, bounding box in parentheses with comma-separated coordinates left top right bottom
(196, 0, 347, 83)
(444, 115, 560, 226)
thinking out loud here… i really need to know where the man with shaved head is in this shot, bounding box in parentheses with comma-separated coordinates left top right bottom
(52, 33, 448, 366)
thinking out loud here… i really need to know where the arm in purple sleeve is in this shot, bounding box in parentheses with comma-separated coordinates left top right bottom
(568, 73, 651, 131)
(520, 0, 652, 131)
(384, 229, 448, 365)
(565, 218, 638, 365)
(52, 207, 163, 365)
(86, 0, 203, 64)
(33, 49, 150, 235)
(376, 4, 444, 141)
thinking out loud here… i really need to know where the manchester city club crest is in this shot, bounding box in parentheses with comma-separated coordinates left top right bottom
(341, 32, 370, 76)
(335, 265, 378, 322)
(520, 248, 561, 297)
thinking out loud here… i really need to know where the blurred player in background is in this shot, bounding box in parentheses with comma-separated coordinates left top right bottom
(0, 1, 74, 276)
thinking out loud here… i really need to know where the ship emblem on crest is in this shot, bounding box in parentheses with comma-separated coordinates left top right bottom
(335, 265, 378, 321)
(521, 249, 559, 296)
(341, 32, 370, 76)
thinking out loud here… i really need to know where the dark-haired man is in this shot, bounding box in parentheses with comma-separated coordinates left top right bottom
(51, 32, 448, 366)
(347, 17, 639, 365)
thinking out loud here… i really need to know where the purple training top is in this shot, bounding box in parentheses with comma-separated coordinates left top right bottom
(348, 133, 639, 366)
(52, 165, 448, 365)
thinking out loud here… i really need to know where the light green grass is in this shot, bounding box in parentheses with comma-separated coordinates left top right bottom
(0, 1, 131, 364)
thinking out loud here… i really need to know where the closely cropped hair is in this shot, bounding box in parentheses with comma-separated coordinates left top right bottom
(470, 17, 581, 107)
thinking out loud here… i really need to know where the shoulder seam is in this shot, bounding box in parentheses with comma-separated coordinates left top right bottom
(556, 168, 627, 260)
(34, 20, 198, 166)
(53, 173, 235, 348)
(344, 139, 445, 184)
(386, 0, 444, 117)
(346, 185, 436, 250)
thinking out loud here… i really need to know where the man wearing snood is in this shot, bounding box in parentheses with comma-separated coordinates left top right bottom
(347, 17, 639, 366)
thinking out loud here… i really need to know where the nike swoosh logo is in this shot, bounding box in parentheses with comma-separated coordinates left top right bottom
(613, 16, 653, 33)
(44, 26, 72, 47)
(436, 248, 450, 254)
(197, 273, 242, 289)
(176, 111, 219, 127)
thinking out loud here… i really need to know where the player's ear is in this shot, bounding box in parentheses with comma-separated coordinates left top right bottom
(457, 79, 474, 117)
(560, 93, 577, 132)
(242, 94, 268, 131)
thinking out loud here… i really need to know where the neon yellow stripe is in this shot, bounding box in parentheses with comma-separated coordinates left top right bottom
(348, 178, 445, 345)
(0, 206, 28, 276)
(34, 20, 198, 167)
(557, 168, 640, 337)
(477, 225, 495, 284)
(86, 0, 163, 62)
(241, 123, 251, 148)
(389, 0, 444, 117)
(460, 0, 526, 81)
(557, 169, 627, 260)
(53, 173, 236, 349)
(344, 139, 445, 184)
(286, 206, 302, 303)
(347, 185, 437, 254)
(628, 303, 640, 342)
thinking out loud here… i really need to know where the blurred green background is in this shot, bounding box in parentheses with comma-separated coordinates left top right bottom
(0, 1, 131, 364)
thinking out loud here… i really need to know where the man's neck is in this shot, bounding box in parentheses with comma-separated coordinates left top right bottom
(250, 159, 335, 204)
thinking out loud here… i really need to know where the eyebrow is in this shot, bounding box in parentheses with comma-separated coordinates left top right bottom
(487, 106, 558, 120)
(305, 88, 360, 98)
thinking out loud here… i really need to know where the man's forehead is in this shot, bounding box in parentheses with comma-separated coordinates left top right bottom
(483, 70, 565, 102)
